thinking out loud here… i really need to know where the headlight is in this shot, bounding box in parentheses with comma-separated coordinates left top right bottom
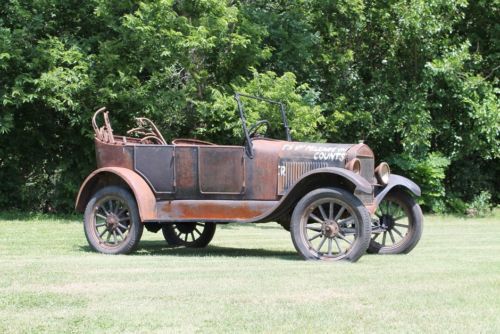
(345, 158, 361, 174)
(375, 162, 391, 185)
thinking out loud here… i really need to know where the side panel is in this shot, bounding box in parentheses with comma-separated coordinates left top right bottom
(174, 146, 199, 198)
(246, 140, 282, 200)
(134, 145, 175, 193)
(95, 139, 134, 169)
(198, 146, 245, 194)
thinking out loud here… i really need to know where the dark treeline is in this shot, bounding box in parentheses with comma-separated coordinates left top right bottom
(0, 0, 498, 214)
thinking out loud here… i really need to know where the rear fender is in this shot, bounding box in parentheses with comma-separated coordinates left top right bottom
(75, 167, 156, 221)
(374, 174, 421, 208)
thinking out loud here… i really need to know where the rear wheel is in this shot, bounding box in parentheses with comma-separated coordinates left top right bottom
(162, 222, 216, 248)
(368, 189, 423, 254)
(83, 186, 143, 254)
(290, 188, 371, 262)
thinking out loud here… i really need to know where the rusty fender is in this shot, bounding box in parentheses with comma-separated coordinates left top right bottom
(374, 174, 421, 207)
(75, 167, 156, 221)
(304, 167, 373, 194)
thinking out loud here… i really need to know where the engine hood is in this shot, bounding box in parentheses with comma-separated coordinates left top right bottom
(251, 139, 375, 196)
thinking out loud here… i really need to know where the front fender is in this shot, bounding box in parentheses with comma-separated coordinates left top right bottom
(75, 167, 156, 221)
(302, 167, 373, 194)
(374, 174, 421, 207)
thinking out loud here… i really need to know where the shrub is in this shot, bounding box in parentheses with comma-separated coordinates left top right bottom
(466, 191, 493, 217)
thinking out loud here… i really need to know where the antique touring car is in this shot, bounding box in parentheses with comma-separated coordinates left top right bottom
(76, 94, 423, 262)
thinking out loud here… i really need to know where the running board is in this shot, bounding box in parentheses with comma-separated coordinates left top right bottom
(147, 200, 278, 223)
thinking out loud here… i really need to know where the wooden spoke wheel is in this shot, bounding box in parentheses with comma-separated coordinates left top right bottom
(162, 222, 216, 248)
(84, 186, 143, 254)
(290, 188, 371, 262)
(368, 189, 423, 254)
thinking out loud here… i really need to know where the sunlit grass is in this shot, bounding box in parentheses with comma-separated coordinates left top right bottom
(0, 211, 499, 333)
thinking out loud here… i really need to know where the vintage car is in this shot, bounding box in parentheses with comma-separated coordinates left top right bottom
(76, 93, 423, 262)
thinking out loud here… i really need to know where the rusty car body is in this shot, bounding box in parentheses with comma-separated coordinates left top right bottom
(76, 94, 423, 261)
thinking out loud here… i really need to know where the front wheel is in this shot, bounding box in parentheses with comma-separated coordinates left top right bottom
(162, 222, 216, 248)
(290, 188, 371, 262)
(368, 189, 423, 254)
(83, 186, 143, 254)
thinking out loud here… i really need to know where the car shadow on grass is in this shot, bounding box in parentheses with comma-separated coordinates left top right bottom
(79, 241, 299, 260)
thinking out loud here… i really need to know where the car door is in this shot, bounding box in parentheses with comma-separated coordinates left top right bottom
(197, 146, 245, 195)
(134, 145, 175, 194)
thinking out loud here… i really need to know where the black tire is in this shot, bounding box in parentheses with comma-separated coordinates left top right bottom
(290, 188, 371, 262)
(161, 222, 216, 248)
(368, 189, 423, 254)
(83, 186, 143, 254)
(276, 215, 291, 231)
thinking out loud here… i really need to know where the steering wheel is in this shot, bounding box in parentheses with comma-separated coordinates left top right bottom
(248, 120, 271, 138)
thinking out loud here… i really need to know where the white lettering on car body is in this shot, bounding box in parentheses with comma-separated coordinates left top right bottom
(282, 144, 347, 161)
(278, 165, 286, 176)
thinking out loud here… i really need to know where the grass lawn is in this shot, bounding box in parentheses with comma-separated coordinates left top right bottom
(0, 211, 499, 333)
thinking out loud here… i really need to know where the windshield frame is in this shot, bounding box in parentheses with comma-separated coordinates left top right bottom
(234, 93, 292, 158)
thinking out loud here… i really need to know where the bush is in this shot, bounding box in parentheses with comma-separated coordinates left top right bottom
(466, 191, 493, 217)
(446, 196, 468, 215)
(389, 153, 451, 212)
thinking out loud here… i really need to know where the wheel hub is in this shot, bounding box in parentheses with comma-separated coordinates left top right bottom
(324, 221, 340, 238)
(380, 214, 395, 230)
(106, 214, 119, 230)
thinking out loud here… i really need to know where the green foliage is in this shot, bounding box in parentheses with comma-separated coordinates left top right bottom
(195, 70, 323, 143)
(466, 191, 494, 217)
(389, 152, 451, 212)
(425, 42, 500, 161)
(446, 197, 468, 215)
(0, 0, 498, 213)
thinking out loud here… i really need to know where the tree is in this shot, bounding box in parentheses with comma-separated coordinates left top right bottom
(0, 0, 498, 213)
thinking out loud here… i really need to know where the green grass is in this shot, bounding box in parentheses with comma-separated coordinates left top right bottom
(1, 212, 499, 333)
